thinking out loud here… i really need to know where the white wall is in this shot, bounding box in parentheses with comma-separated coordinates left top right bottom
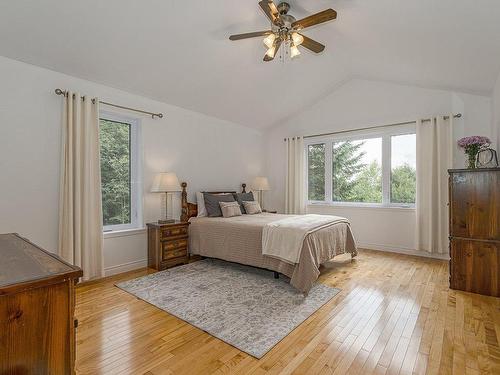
(493, 72, 500, 149)
(264, 79, 493, 258)
(0, 56, 263, 275)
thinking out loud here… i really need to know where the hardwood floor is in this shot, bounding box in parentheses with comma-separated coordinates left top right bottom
(75, 249, 500, 374)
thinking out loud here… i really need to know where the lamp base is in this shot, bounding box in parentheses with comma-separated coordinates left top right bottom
(158, 219, 176, 224)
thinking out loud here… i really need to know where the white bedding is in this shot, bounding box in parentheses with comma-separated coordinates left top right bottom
(262, 214, 349, 264)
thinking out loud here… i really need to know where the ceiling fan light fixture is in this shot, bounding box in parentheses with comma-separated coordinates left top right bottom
(291, 32, 304, 46)
(263, 33, 276, 49)
(290, 43, 301, 58)
(266, 45, 277, 58)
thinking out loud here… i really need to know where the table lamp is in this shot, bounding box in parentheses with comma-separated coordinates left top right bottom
(151, 172, 181, 223)
(251, 176, 270, 209)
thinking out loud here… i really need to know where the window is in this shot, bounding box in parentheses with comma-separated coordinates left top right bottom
(99, 113, 141, 231)
(390, 134, 416, 204)
(306, 125, 416, 207)
(308, 144, 325, 201)
(333, 138, 382, 203)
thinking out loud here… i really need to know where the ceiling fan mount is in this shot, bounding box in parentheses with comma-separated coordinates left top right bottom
(277, 2, 290, 16)
(275, 5, 296, 30)
(229, 1, 337, 62)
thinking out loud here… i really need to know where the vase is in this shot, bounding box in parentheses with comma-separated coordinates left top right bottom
(467, 152, 477, 169)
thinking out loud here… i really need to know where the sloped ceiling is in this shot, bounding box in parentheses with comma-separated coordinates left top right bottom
(1, 0, 500, 129)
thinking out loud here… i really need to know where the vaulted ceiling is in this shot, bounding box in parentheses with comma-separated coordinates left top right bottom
(1, 0, 500, 129)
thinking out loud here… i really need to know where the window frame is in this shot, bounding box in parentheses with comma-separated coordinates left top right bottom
(304, 123, 416, 208)
(99, 111, 143, 232)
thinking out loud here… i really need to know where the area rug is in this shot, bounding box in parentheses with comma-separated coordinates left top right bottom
(116, 259, 340, 358)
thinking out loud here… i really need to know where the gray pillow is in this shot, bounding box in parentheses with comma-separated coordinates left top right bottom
(233, 192, 255, 214)
(204, 193, 235, 217)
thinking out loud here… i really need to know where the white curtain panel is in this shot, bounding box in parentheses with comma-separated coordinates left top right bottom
(58, 92, 104, 280)
(285, 136, 306, 214)
(415, 116, 453, 255)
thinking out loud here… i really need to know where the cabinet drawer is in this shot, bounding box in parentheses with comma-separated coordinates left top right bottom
(161, 226, 188, 239)
(450, 239, 499, 297)
(162, 238, 188, 252)
(162, 247, 187, 260)
(449, 171, 499, 240)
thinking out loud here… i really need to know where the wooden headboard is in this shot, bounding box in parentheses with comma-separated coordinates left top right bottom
(180, 182, 247, 222)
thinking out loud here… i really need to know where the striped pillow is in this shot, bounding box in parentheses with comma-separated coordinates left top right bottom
(219, 201, 242, 218)
(242, 201, 262, 215)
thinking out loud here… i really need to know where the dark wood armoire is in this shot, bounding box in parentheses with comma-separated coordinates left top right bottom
(0, 233, 82, 374)
(448, 168, 499, 297)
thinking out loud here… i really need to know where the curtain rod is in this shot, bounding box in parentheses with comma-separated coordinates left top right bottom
(54, 88, 164, 119)
(284, 113, 462, 141)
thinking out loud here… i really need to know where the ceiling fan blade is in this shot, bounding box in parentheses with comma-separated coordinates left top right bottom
(259, 1, 282, 25)
(263, 39, 282, 62)
(229, 30, 272, 41)
(300, 34, 325, 53)
(292, 9, 337, 30)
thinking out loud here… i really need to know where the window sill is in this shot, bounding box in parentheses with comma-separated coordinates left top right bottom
(103, 227, 146, 239)
(307, 202, 416, 211)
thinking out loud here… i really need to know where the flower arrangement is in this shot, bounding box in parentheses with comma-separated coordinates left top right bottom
(457, 136, 491, 168)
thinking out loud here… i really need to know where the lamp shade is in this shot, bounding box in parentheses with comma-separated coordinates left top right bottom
(251, 176, 270, 191)
(151, 172, 181, 193)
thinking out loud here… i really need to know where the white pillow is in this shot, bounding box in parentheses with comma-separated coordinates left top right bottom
(196, 192, 207, 217)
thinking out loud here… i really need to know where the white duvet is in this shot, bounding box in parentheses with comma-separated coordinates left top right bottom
(262, 214, 349, 264)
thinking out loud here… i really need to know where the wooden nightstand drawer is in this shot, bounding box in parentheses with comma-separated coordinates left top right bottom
(163, 247, 187, 260)
(147, 221, 190, 271)
(162, 238, 188, 252)
(159, 256, 188, 270)
(161, 226, 188, 239)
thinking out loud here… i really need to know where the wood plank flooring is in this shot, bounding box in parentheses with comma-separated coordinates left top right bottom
(75, 249, 500, 374)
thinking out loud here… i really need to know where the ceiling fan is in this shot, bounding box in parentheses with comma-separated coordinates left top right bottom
(229, 1, 337, 62)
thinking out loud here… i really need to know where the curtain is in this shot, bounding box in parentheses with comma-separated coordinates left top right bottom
(415, 116, 453, 255)
(58, 92, 104, 280)
(285, 136, 306, 214)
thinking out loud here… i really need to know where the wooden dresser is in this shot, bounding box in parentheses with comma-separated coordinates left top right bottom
(147, 221, 190, 270)
(448, 168, 499, 297)
(0, 233, 82, 374)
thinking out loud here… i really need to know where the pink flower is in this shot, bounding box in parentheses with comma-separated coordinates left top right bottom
(457, 136, 490, 149)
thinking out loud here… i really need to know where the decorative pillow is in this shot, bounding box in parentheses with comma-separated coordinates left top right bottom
(233, 192, 255, 214)
(196, 192, 207, 217)
(204, 193, 236, 217)
(219, 201, 242, 218)
(243, 200, 262, 215)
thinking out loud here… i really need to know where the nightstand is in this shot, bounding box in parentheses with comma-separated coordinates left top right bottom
(147, 221, 190, 271)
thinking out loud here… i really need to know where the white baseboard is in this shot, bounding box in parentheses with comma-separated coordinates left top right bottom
(357, 242, 450, 260)
(104, 259, 148, 277)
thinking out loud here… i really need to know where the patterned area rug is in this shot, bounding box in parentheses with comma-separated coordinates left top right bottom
(116, 259, 340, 358)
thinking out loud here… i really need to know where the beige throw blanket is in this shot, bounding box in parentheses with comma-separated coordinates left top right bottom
(262, 214, 349, 264)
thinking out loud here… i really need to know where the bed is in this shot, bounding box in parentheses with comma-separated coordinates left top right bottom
(180, 183, 357, 292)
